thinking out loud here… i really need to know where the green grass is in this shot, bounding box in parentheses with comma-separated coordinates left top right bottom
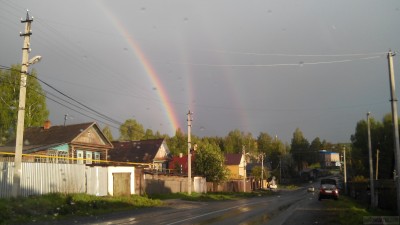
(323, 195, 396, 225)
(0, 193, 163, 225)
(0, 190, 278, 224)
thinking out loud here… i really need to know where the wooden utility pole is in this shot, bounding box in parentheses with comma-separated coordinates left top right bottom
(187, 110, 193, 195)
(376, 149, 379, 180)
(343, 146, 347, 195)
(387, 50, 400, 215)
(242, 145, 246, 192)
(367, 112, 375, 208)
(12, 11, 33, 197)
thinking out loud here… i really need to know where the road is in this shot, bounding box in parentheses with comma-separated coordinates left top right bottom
(36, 185, 341, 225)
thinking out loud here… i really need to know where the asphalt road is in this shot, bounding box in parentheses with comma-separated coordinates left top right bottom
(33, 185, 343, 225)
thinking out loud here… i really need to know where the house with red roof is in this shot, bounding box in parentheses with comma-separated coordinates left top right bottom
(168, 153, 195, 174)
(0, 120, 113, 164)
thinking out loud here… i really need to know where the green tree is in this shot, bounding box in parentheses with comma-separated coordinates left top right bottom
(351, 114, 393, 179)
(223, 129, 256, 153)
(290, 128, 310, 171)
(119, 119, 144, 141)
(0, 65, 48, 145)
(102, 125, 114, 141)
(166, 128, 187, 156)
(193, 142, 229, 183)
(143, 128, 154, 140)
(269, 138, 286, 171)
(251, 165, 268, 180)
(309, 137, 323, 165)
(257, 132, 273, 154)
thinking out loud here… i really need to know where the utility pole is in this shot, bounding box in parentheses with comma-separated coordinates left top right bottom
(12, 11, 34, 198)
(242, 145, 246, 192)
(279, 156, 282, 184)
(367, 112, 375, 208)
(343, 146, 347, 195)
(187, 110, 193, 195)
(376, 149, 379, 180)
(261, 153, 264, 189)
(387, 50, 400, 215)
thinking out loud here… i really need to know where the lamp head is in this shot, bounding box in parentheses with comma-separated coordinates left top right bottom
(28, 55, 41, 65)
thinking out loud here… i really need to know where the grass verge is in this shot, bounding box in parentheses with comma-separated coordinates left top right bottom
(0, 193, 163, 225)
(323, 195, 396, 225)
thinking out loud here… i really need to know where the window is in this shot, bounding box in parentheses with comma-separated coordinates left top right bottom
(77, 150, 84, 164)
(86, 151, 93, 164)
(94, 152, 100, 164)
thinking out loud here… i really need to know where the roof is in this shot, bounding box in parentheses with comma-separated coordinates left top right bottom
(1, 122, 111, 152)
(224, 153, 243, 165)
(109, 139, 166, 163)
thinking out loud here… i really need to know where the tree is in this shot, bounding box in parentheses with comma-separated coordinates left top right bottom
(119, 119, 144, 141)
(257, 132, 273, 154)
(309, 137, 323, 165)
(350, 114, 393, 179)
(223, 129, 256, 153)
(166, 128, 187, 156)
(0, 65, 48, 145)
(102, 125, 114, 141)
(193, 142, 229, 183)
(290, 128, 310, 171)
(143, 128, 154, 140)
(251, 165, 269, 180)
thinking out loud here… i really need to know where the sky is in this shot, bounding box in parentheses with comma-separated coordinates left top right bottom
(1, 0, 400, 144)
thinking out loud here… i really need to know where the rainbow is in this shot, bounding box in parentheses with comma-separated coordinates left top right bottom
(96, 3, 180, 134)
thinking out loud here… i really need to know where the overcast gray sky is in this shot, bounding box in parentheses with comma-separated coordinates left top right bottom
(1, 0, 400, 143)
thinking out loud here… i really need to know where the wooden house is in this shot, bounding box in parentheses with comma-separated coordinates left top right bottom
(0, 121, 113, 164)
(225, 153, 246, 180)
(109, 139, 171, 171)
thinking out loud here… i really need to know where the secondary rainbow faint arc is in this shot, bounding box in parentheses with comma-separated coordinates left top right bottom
(98, 4, 180, 134)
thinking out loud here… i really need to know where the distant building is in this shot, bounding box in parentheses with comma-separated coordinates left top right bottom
(225, 153, 246, 179)
(319, 150, 340, 168)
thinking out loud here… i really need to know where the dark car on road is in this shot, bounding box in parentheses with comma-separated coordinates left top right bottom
(318, 178, 339, 201)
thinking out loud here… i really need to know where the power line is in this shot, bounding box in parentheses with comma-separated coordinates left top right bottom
(165, 55, 384, 68)
(0, 67, 150, 135)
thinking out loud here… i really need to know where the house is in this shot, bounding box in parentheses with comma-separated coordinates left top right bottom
(319, 150, 340, 168)
(168, 153, 195, 174)
(0, 121, 113, 164)
(109, 139, 171, 172)
(225, 153, 246, 180)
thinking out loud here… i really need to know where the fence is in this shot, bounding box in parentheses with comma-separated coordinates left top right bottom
(0, 162, 108, 198)
(142, 173, 207, 194)
(347, 180, 397, 210)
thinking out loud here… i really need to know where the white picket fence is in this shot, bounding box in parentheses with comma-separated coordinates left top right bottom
(0, 162, 108, 198)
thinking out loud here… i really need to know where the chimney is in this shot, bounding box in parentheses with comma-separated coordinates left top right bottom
(43, 120, 51, 130)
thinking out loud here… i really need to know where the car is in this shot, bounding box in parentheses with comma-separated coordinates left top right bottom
(318, 178, 339, 201)
(307, 186, 315, 192)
